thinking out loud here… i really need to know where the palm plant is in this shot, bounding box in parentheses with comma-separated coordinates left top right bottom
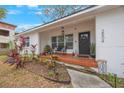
(0, 8, 7, 19)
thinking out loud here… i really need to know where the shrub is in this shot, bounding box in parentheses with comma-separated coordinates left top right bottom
(90, 43, 96, 57)
(44, 45, 52, 53)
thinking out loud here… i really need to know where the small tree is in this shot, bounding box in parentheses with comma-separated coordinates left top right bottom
(40, 5, 91, 23)
(8, 41, 15, 50)
(0, 8, 7, 19)
(16, 35, 27, 54)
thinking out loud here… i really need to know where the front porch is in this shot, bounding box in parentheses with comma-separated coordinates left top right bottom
(39, 17, 96, 56)
(56, 54, 97, 68)
(38, 17, 96, 67)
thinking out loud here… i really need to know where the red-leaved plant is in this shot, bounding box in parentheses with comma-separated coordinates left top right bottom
(4, 35, 28, 68)
(17, 35, 27, 52)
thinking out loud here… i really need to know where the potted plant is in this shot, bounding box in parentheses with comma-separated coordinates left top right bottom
(90, 43, 96, 58)
(44, 45, 52, 54)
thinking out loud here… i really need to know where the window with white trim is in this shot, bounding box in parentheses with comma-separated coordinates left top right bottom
(25, 37, 30, 47)
(51, 36, 57, 49)
(57, 36, 64, 51)
(51, 34, 73, 51)
(65, 34, 73, 49)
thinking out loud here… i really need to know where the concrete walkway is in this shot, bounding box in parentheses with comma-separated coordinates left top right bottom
(67, 69, 111, 88)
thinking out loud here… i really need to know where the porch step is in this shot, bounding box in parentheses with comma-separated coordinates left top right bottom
(78, 54, 90, 58)
(57, 55, 98, 68)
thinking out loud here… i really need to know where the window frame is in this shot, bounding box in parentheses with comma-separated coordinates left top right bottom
(51, 36, 57, 49)
(51, 34, 73, 51)
(65, 34, 73, 49)
(25, 37, 30, 47)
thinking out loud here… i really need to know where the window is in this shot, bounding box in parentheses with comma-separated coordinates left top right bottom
(51, 36, 64, 51)
(51, 37, 57, 49)
(57, 36, 64, 51)
(51, 34, 73, 51)
(25, 37, 30, 47)
(0, 43, 8, 48)
(0, 30, 9, 36)
(65, 34, 73, 49)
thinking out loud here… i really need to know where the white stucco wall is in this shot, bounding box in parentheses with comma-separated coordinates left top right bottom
(22, 31, 40, 54)
(40, 19, 95, 54)
(96, 6, 124, 77)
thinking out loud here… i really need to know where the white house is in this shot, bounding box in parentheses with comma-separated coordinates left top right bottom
(16, 5, 124, 78)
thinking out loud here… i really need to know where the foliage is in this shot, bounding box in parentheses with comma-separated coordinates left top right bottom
(16, 35, 27, 52)
(48, 71, 55, 77)
(51, 55, 58, 60)
(108, 73, 115, 82)
(8, 41, 15, 50)
(30, 44, 37, 52)
(30, 44, 37, 60)
(0, 55, 8, 62)
(38, 5, 91, 23)
(44, 45, 52, 53)
(0, 8, 7, 19)
(90, 43, 96, 56)
(47, 60, 55, 69)
(30, 44, 37, 54)
(99, 73, 124, 88)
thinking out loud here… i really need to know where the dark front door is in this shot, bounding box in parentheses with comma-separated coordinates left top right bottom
(79, 32, 90, 55)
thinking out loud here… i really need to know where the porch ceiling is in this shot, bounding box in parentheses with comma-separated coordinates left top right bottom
(38, 17, 95, 34)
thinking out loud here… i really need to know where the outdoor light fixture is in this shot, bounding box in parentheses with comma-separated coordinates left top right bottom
(61, 26, 65, 36)
(101, 29, 104, 43)
(74, 24, 77, 30)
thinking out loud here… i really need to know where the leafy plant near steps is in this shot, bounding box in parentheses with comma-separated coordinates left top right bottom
(90, 43, 96, 56)
(99, 73, 124, 88)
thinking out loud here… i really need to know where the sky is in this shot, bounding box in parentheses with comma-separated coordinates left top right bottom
(0, 5, 90, 33)
(0, 5, 49, 33)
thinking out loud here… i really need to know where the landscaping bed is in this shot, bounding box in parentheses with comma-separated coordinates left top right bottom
(24, 61, 71, 84)
(0, 59, 72, 88)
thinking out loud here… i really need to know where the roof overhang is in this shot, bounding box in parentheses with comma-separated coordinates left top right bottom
(16, 5, 121, 36)
(0, 21, 17, 27)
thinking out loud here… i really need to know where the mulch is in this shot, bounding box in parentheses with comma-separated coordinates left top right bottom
(24, 61, 71, 84)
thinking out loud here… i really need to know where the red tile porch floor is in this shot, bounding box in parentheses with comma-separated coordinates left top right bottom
(56, 55, 98, 68)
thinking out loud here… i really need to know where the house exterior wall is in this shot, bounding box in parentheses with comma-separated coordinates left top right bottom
(0, 22, 16, 49)
(0, 29, 15, 43)
(40, 19, 95, 54)
(96, 6, 124, 77)
(23, 31, 40, 54)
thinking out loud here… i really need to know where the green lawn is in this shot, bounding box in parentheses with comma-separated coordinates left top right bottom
(0, 55, 8, 62)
